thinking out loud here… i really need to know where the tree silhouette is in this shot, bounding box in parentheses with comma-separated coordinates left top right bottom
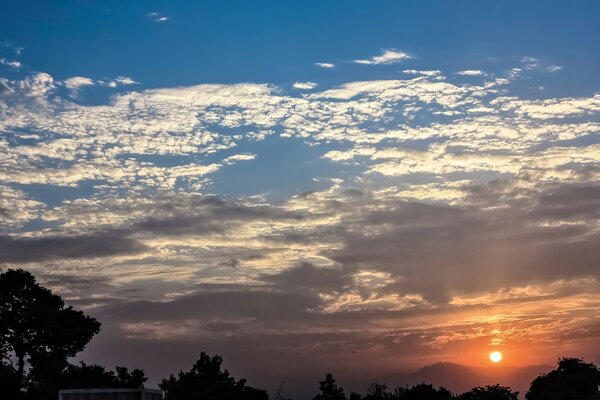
(0, 268, 101, 395)
(313, 373, 347, 400)
(160, 352, 268, 400)
(526, 357, 600, 400)
(458, 384, 518, 400)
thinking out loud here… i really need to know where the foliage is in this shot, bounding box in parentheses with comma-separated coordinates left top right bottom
(526, 357, 600, 400)
(313, 373, 347, 400)
(160, 352, 268, 400)
(0, 268, 101, 396)
(457, 384, 519, 400)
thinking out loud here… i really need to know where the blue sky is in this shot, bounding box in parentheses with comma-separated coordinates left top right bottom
(1, 1, 600, 396)
(3, 1, 600, 90)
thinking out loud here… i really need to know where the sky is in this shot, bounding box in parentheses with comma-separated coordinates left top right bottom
(1, 0, 600, 396)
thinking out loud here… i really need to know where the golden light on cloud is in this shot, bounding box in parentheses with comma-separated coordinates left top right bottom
(489, 351, 503, 363)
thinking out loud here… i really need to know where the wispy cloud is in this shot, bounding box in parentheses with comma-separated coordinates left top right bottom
(292, 82, 317, 90)
(547, 65, 563, 72)
(354, 49, 411, 65)
(315, 62, 335, 69)
(0, 41, 23, 55)
(146, 12, 168, 22)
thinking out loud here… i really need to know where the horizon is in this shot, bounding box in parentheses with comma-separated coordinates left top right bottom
(1, 1, 600, 399)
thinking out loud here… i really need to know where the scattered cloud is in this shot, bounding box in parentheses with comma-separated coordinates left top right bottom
(292, 81, 318, 90)
(354, 49, 411, 65)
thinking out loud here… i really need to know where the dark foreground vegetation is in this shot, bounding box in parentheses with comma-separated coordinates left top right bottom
(1, 269, 599, 400)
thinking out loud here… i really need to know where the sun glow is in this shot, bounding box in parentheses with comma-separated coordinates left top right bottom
(489, 351, 503, 363)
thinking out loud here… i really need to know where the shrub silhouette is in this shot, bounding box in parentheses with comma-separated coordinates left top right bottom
(526, 357, 600, 400)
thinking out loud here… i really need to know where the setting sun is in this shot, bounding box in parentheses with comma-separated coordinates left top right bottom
(490, 351, 503, 363)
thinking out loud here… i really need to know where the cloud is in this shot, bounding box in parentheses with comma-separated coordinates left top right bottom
(456, 70, 485, 76)
(0, 233, 146, 263)
(116, 76, 137, 84)
(403, 70, 441, 76)
(63, 76, 95, 90)
(0, 58, 22, 69)
(1, 64, 600, 375)
(146, 12, 168, 22)
(354, 49, 411, 65)
(292, 82, 318, 90)
(63, 76, 95, 97)
(315, 62, 335, 69)
(0, 185, 43, 229)
(546, 65, 563, 72)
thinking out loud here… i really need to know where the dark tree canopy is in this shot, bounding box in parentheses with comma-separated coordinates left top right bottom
(0, 268, 101, 395)
(526, 357, 600, 400)
(160, 352, 268, 400)
(394, 383, 453, 400)
(457, 384, 519, 400)
(365, 382, 393, 400)
(60, 362, 147, 389)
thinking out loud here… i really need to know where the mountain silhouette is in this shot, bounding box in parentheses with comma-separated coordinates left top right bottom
(384, 362, 552, 398)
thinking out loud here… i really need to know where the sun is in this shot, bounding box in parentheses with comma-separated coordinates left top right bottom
(489, 351, 503, 363)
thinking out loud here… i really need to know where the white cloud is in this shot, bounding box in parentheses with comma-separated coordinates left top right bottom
(354, 49, 411, 65)
(315, 62, 335, 69)
(403, 70, 441, 76)
(292, 82, 317, 90)
(223, 153, 257, 164)
(115, 76, 139, 85)
(63, 76, 95, 92)
(457, 70, 485, 76)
